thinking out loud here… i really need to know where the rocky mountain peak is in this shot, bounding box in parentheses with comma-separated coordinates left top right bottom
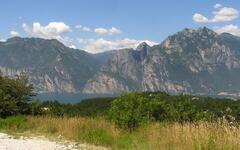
(5, 37, 64, 47)
(2, 27, 240, 99)
(0, 37, 102, 94)
(136, 42, 150, 51)
(161, 27, 218, 51)
(196, 27, 217, 37)
(47, 38, 66, 48)
(135, 42, 151, 59)
(6, 36, 23, 43)
(3, 37, 71, 55)
(83, 27, 240, 97)
(197, 26, 213, 32)
(176, 27, 217, 38)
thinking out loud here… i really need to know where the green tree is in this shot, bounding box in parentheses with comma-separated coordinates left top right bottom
(171, 95, 209, 122)
(30, 100, 44, 115)
(0, 75, 35, 118)
(108, 93, 153, 132)
(0, 90, 18, 118)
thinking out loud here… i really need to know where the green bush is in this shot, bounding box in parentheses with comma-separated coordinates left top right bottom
(108, 93, 153, 132)
(79, 127, 113, 146)
(0, 115, 29, 132)
(108, 92, 219, 131)
(166, 95, 210, 122)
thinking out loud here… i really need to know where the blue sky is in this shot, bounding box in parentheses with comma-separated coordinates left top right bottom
(0, 0, 239, 53)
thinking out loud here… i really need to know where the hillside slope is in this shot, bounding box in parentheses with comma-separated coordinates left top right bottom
(83, 27, 240, 97)
(0, 37, 101, 93)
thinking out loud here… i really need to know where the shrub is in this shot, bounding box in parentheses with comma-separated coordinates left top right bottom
(108, 93, 153, 132)
(0, 75, 35, 118)
(0, 115, 29, 132)
(150, 94, 213, 122)
(79, 127, 113, 146)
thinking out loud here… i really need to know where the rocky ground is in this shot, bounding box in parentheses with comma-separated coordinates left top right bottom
(0, 133, 108, 150)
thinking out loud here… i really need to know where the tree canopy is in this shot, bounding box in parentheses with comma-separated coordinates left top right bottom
(0, 75, 35, 118)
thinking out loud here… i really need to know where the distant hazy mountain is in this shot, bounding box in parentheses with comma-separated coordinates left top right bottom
(92, 50, 117, 63)
(0, 37, 102, 94)
(2, 27, 240, 99)
(83, 27, 240, 98)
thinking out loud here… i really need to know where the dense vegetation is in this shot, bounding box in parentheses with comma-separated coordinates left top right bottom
(29, 92, 240, 131)
(1, 75, 240, 149)
(31, 97, 114, 117)
(28, 93, 240, 122)
(0, 75, 35, 118)
(108, 92, 240, 131)
(1, 74, 240, 130)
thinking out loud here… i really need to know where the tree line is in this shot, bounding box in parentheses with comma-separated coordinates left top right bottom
(1, 75, 240, 131)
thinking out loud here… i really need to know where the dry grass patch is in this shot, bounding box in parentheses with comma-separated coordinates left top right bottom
(146, 122, 240, 150)
(26, 116, 119, 146)
(1, 116, 240, 150)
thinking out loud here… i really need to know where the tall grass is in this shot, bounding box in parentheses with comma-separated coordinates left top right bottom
(0, 116, 240, 150)
(0, 116, 29, 132)
(146, 122, 240, 150)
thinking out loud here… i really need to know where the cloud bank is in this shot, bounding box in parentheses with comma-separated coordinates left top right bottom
(79, 38, 158, 53)
(22, 22, 70, 40)
(22, 22, 76, 47)
(214, 24, 240, 36)
(21, 21, 157, 53)
(193, 5, 239, 23)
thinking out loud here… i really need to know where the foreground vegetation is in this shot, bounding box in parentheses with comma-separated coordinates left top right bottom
(0, 116, 240, 150)
(1, 75, 240, 149)
(31, 92, 240, 132)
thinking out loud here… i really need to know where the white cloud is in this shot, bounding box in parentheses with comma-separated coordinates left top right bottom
(75, 25, 82, 29)
(109, 27, 121, 34)
(79, 38, 158, 53)
(75, 25, 91, 32)
(69, 45, 76, 49)
(82, 27, 91, 32)
(214, 4, 222, 9)
(212, 7, 239, 22)
(193, 13, 209, 23)
(22, 22, 70, 40)
(10, 31, 20, 36)
(94, 28, 108, 35)
(22, 22, 75, 48)
(0, 39, 6, 42)
(94, 27, 121, 35)
(193, 5, 239, 23)
(214, 24, 240, 36)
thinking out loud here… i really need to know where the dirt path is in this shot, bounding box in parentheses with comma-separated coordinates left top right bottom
(0, 133, 107, 150)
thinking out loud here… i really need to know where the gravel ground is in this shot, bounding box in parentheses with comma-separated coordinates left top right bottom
(0, 133, 108, 150)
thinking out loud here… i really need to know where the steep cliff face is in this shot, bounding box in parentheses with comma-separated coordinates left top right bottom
(83, 27, 240, 95)
(83, 43, 148, 94)
(2, 27, 240, 97)
(0, 37, 101, 93)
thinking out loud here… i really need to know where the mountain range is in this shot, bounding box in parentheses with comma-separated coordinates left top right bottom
(1, 27, 240, 100)
(0, 37, 102, 94)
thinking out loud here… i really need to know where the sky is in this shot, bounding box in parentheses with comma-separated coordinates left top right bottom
(0, 0, 239, 53)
